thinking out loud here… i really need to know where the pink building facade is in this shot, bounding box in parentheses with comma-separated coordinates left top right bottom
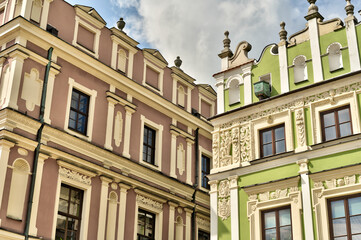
(0, 0, 215, 239)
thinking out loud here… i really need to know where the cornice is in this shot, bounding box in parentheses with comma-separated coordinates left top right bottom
(143, 50, 167, 69)
(110, 28, 139, 49)
(75, 7, 105, 29)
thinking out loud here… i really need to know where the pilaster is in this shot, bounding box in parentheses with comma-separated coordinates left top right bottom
(170, 129, 179, 178)
(345, 15, 360, 71)
(127, 50, 136, 79)
(229, 176, 239, 240)
(20, 0, 32, 20)
(278, 22, 290, 93)
(215, 76, 224, 114)
(186, 138, 194, 185)
(168, 201, 178, 240)
(117, 183, 130, 240)
(187, 87, 191, 113)
(44, 67, 60, 124)
(209, 180, 218, 240)
(122, 105, 135, 158)
(105, 96, 117, 150)
(185, 208, 192, 240)
(97, 176, 112, 240)
(40, 0, 54, 29)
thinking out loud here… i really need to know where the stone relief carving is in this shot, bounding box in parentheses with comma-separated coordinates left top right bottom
(59, 166, 92, 185)
(218, 180, 230, 198)
(240, 125, 251, 163)
(196, 216, 210, 229)
(295, 109, 306, 147)
(232, 127, 240, 164)
(136, 194, 163, 210)
(212, 133, 219, 169)
(314, 175, 357, 192)
(250, 186, 298, 203)
(218, 198, 231, 220)
(114, 111, 123, 147)
(220, 131, 231, 159)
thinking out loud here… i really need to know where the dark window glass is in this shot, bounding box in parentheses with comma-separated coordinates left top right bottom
(56, 184, 83, 240)
(143, 126, 156, 165)
(328, 194, 361, 240)
(262, 206, 292, 240)
(69, 89, 89, 135)
(198, 230, 210, 240)
(137, 209, 155, 240)
(260, 124, 286, 158)
(321, 106, 352, 142)
(201, 155, 211, 189)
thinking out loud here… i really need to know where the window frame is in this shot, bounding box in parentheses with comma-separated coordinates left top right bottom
(259, 124, 286, 158)
(199, 147, 212, 191)
(68, 88, 90, 135)
(261, 205, 293, 240)
(142, 59, 164, 95)
(201, 154, 211, 190)
(143, 125, 156, 165)
(137, 208, 156, 240)
(320, 105, 353, 142)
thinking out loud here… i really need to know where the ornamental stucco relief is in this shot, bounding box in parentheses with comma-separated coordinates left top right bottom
(295, 109, 306, 147)
(314, 174, 357, 191)
(59, 166, 92, 185)
(218, 179, 231, 220)
(136, 194, 163, 210)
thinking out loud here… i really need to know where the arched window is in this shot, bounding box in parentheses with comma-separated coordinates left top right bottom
(175, 216, 183, 240)
(106, 191, 118, 240)
(228, 78, 240, 105)
(328, 43, 342, 72)
(177, 85, 185, 107)
(7, 159, 30, 220)
(293, 55, 307, 83)
(117, 49, 127, 72)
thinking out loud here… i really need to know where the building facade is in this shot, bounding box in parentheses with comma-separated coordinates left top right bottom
(0, 0, 215, 239)
(209, 0, 361, 239)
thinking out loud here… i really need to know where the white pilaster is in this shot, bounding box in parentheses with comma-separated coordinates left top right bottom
(111, 42, 117, 69)
(168, 202, 177, 239)
(117, 183, 130, 240)
(186, 138, 193, 185)
(127, 50, 136, 79)
(185, 208, 192, 240)
(187, 87, 191, 113)
(209, 180, 218, 240)
(97, 176, 112, 240)
(170, 130, 178, 178)
(345, 16, 361, 72)
(242, 63, 253, 105)
(105, 97, 117, 150)
(122, 106, 135, 158)
(229, 176, 239, 240)
(44, 67, 60, 124)
(20, 0, 32, 20)
(215, 76, 224, 114)
(297, 159, 314, 240)
(172, 78, 177, 104)
(40, 0, 54, 29)
(308, 18, 324, 83)
(29, 153, 49, 236)
(279, 44, 290, 93)
(0, 140, 15, 226)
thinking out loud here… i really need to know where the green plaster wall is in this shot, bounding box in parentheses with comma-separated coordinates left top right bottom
(287, 41, 314, 91)
(224, 84, 245, 111)
(319, 28, 350, 79)
(251, 45, 281, 103)
(218, 215, 231, 240)
(356, 24, 361, 61)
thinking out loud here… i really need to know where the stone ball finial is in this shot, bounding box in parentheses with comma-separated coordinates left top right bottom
(279, 21, 287, 41)
(117, 18, 126, 31)
(174, 56, 182, 68)
(345, 0, 354, 17)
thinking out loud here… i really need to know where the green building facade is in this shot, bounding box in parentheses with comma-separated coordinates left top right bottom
(209, 1, 361, 239)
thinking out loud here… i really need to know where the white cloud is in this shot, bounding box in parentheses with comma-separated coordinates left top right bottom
(116, 0, 355, 87)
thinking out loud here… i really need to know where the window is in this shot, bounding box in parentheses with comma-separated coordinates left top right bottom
(69, 89, 90, 135)
(117, 49, 127, 72)
(228, 79, 240, 105)
(137, 209, 155, 240)
(328, 43, 343, 72)
(56, 184, 83, 240)
(262, 207, 292, 240)
(321, 105, 352, 142)
(198, 230, 210, 240)
(178, 85, 185, 107)
(143, 126, 156, 165)
(328, 194, 361, 240)
(260, 124, 286, 157)
(201, 155, 210, 189)
(293, 55, 307, 83)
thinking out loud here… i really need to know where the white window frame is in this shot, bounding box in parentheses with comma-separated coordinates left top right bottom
(327, 42, 343, 72)
(195, 214, 210, 240)
(310, 91, 360, 144)
(142, 59, 164, 95)
(117, 49, 127, 72)
(139, 115, 163, 171)
(72, 16, 101, 58)
(225, 75, 242, 105)
(64, 78, 97, 141)
(199, 146, 212, 192)
(252, 110, 294, 159)
(310, 164, 361, 240)
(199, 95, 215, 118)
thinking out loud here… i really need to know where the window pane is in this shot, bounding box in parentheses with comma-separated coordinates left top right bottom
(339, 123, 352, 137)
(338, 108, 350, 123)
(265, 228, 276, 240)
(349, 197, 361, 216)
(351, 215, 361, 234)
(262, 130, 272, 144)
(323, 112, 335, 127)
(334, 237, 347, 240)
(325, 126, 337, 141)
(264, 211, 276, 228)
(275, 140, 286, 154)
(58, 199, 68, 213)
(79, 95, 88, 113)
(56, 215, 66, 229)
(332, 200, 346, 218)
(263, 143, 272, 157)
(55, 229, 65, 240)
(353, 234, 361, 240)
(275, 126, 285, 141)
(279, 208, 291, 226)
(280, 226, 292, 240)
(333, 218, 347, 237)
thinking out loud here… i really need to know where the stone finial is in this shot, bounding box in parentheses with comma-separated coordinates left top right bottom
(279, 22, 287, 42)
(345, 0, 354, 17)
(307, 0, 319, 15)
(174, 56, 182, 68)
(117, 18, 125, 31)
(218, 31, 233, 59)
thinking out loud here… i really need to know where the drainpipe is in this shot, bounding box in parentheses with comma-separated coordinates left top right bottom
(191, 128, 199, 240)
(24, 47, 53, 240)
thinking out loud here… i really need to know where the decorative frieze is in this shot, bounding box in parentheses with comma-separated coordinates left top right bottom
(196, 216, 210, 230)
(59, 166, 92, 185)
(240, 125, 251, 163)
(218, 179, 230, 198)
(136, 194, 163, 211)
(314, 174, 357, 190)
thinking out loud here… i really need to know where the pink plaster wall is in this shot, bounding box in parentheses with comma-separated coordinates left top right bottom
(26, 41, 48, 58)
(145, 66, 159, 89)
(87, 176, 101, 239)
(201, 99, 211, 119)
(162, 203, 169, 240)
(191, 87, 200, 112)
(162, 67, 172, 101)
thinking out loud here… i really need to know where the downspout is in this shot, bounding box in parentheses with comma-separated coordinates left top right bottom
(24, 47, 53, 240)
(191, 128, 199, 240)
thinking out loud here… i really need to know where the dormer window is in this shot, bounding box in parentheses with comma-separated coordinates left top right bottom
(327, 43, 343, 72)
(229, 79, 240, 105)
(178, 85, 185, 107)
(293, 55, 307, 83)
(117, 49, 127, 72)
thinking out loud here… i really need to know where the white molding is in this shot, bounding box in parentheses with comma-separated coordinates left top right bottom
(308, 17, 324, 83)
(122, 106, 135, 158)
(229, 176, 239, 240)
(225, 75, 243, 89)
(40, 0, 53, 29)
(44, 68, 60, 124)
(170, 130, 178, 178)
(142, 59, 164, 95)
(64, 78, 97, 142)
(139, 115, 163, 171)
(279, 44, 290, 93)
(215, 76, 224, 114)
(168, 202, 177, 239)
(97, 176, 112, 240)
(117, 184, 130, 240)
(345, 16, 361, 71)
(242, 64, 253, 105)
(105, 97, 116, 150)
(186, 138, 193, 185)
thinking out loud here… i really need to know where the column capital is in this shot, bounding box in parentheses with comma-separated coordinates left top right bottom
(297, 159, 309, 174)
(168, 201, 178, 208)
(0, 139, 16, 149)
(38, 153, 50, 163)
(100, 176, 113, 184)
(184, 208, 193, 215)
(107, 96, 118, 105)
(228, 175, 239, 189)
(170, 129, 180, 137)
(118, 183, 131, 191)
(8, 50, 29, 61)
(124, 105, 136, 114)
(209, 180, 218, 194)
(186, 138, 194, 144)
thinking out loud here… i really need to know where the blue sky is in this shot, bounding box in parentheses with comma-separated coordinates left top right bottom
(66, 0, 355, 87)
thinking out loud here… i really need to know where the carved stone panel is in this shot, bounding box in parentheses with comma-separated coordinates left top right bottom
(59, 166, 92, 185)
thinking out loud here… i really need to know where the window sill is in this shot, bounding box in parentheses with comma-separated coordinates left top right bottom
(294, 79, 309, 84)
(330, 67, 344, 73)
(140, 160, 161, 171)
(65, 128, 90, 142)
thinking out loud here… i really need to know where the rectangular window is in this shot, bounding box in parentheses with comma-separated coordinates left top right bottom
(77, 25, 95, 52)
(201, 155, 210, 189)
(143, 126, 156, 165)
(56, 184, 83, 240)
(198, 230, 210, 240)
(321, 105, 352, 142)
(262, 206, 292, 240)
(69, 89, 89, 135)
(137, 209, 155, 240)
(328, 194, 361, 240)
(146, 67, 159, 90)
(260, 124, 286, 158)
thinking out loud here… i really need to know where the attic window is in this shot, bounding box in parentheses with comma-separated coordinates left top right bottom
(77, 25, 95, 51)
(293, 55, 307, 83)
(142, 59, 164, 95)
(327, 42, 343, 72)
(228, 78, 240, 105)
